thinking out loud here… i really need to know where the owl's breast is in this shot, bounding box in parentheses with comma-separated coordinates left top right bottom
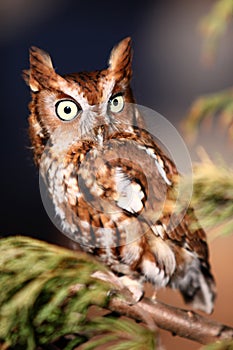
(41, 134, 173, 247)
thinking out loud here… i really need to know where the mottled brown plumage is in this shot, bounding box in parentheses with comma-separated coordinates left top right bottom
(23, 37, 216, 313)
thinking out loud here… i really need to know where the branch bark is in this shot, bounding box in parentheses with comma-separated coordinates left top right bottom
(108, 297, 233, 345)
(92, 271, 233, 346)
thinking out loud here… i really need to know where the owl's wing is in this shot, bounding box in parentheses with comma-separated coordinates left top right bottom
(102, 131, 216, 313)
(110, 140, 210, 261)
(144, 148, 217, 313)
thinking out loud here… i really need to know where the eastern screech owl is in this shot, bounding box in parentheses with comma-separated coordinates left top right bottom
(23, 37, 216, 313)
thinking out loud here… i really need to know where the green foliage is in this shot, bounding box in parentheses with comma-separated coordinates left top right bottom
(200, 0, 233, 63)
(79, 317, 156, 350)
(180, 150, 233, 239)
(183, 0, 233, 142)
(0, 236, 155, 350)
(182, 0, 233, 241)
(201, 339, 233, 350)
(183, 88, 233, 143)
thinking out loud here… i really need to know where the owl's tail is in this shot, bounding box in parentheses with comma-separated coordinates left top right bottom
(172, 260, 216, 314)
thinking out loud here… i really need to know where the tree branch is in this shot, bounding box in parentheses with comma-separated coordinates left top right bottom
(108, 297, 233, 345)
(92, 271, 233, 345)
(1, 236, 233, 349)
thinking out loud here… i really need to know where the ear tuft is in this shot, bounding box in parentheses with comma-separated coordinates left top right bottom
(23, 46, 55, 92)
(30, 46, 54, 70)
(108, 37, 132, 81)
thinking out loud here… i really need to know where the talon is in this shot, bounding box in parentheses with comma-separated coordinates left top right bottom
(107, 289, 119, 298)
(119, 275, 144, 303)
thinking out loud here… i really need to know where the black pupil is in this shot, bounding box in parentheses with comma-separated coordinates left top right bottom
(113, 98, 118, 106)
(64, 106, 71, 114)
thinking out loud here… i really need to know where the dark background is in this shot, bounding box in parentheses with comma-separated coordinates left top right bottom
(1, 0, 232, 240)
(1, 1, 233, 348)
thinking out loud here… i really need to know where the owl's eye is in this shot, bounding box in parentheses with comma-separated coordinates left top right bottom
(109, 94, 124, 113)
(55, 100, 80, 121)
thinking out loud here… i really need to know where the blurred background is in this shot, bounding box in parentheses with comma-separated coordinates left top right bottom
(0, 0, 232, 349)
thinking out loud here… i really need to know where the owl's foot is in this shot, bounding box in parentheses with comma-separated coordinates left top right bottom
(119, 275, 144, 303)
(91, 270, 144, 304)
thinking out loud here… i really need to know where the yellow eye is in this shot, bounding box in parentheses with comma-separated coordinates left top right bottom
(109, 95, 124, 113)
(55, 100, 80, 121)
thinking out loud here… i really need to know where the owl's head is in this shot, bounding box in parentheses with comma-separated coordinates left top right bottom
(23, 38, 143, 165)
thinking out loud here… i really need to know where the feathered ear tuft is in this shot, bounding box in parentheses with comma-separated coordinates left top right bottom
(108, 37, 132, 81)
(23, 46, 56, 92)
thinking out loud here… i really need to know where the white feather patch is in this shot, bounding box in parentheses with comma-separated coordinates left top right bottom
(145, 148, 171, 186)
(151, 224, 165, 239)
(121, 243, 142, 265)
(155, 158, 172, 186)
(115, 167, 145, 214)
(137, 145, 172, 186)
(96, 227, 115, 262)
(141, 259, 169, 288)
(196, 273, 214, 314)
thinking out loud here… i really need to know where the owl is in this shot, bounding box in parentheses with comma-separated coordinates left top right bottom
(23, 37, 216, 314)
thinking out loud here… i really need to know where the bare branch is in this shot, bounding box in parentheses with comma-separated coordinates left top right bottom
(107, 296, 233, 345)
(92, 271, 233, 345)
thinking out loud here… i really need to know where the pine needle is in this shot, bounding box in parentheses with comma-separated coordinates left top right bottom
(201, 339, 233, 350)
(0, 236, 155, 350)
(199, 0, 233, 64)
(182, 88, 233, 143)
(180, 149, 233, 239)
